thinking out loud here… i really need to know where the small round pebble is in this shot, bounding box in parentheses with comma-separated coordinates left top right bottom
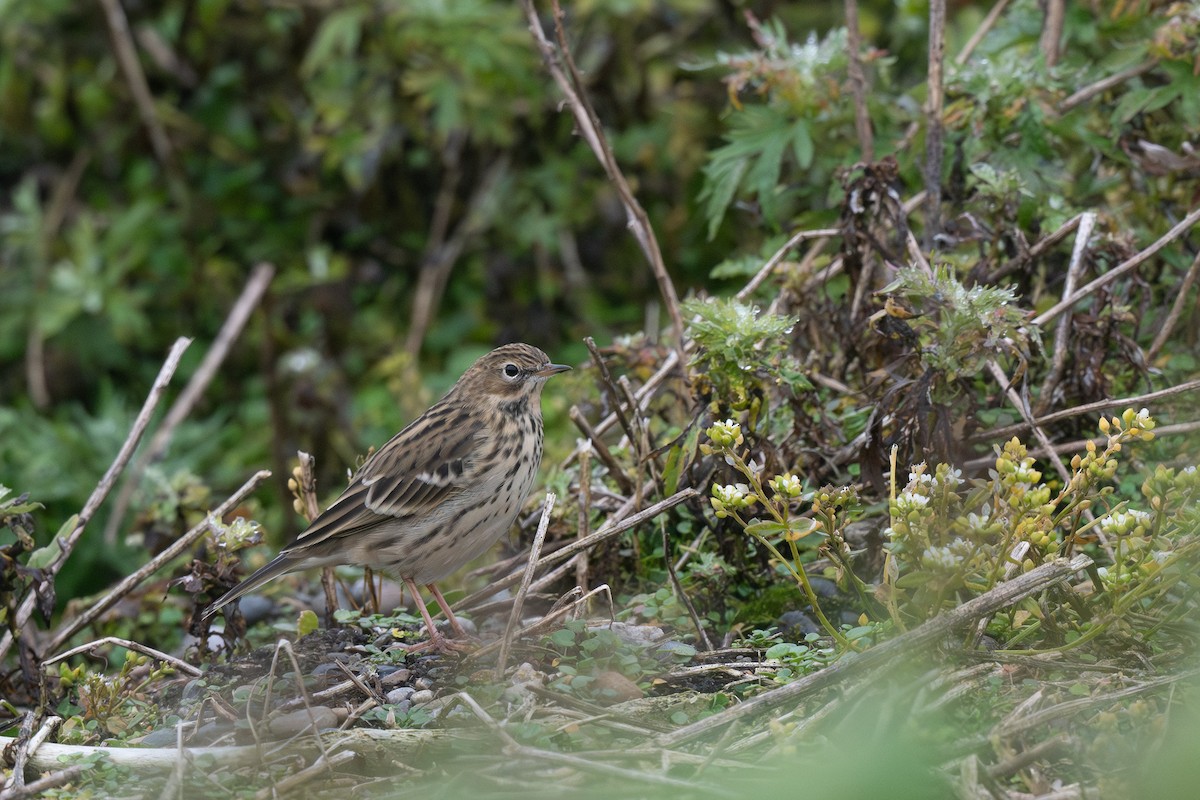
(311, 663, 343, 679)
(268, 707, 339, 737)
(236, 594, 275, 624)
(438, 617, 477, 637)
(378, 666, 412, 686)
(777, 610, 820, 637)
(588, 622, 664, 647)
(140, 727, 183, 747)
(655, 640, 698, 660)
(385, 687, 415, 705)
(409, 689, 434, 706)
(806, 576, 839, 598)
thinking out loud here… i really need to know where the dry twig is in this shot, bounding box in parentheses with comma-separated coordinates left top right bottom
(1037, 212, 1096, 415)
(497, 493, 556, 676)
(955, 0, 1012, 65)
(47, 470, 271, 653)
(843, 0, 873, 162)
(1147, 248, 1200, 363)
(455, 485, 696, 612)
(104, 262, 275, 543)
(969, 377, 1200, 443)
(1033, 205, 1200, 326)
(96, 0, 175, 173)
(0, 338, 192, 665)
(923, 0, 947, 246)
(1060, 60, 1158, 113)
(42, 636, 200, 678)
(520, 0, 685, 356)
(0, 765, 86, 800)
(736, 227, 841, 301)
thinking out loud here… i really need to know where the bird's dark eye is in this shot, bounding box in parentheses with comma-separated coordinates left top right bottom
(503, 363, 520, 378)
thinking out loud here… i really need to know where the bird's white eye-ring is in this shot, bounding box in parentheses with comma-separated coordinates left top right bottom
(502, 363, 521, 379)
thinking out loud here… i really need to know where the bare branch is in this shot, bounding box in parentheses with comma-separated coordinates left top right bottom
(1033, 206, 1200, 327)
(96, 0, 176, 173)
(736, 228, 841, 301)
(46, 470, 272, 653)
(1060, 60, 1158, 113)
(520, 0, 685, 356)
(1147, 248, 1200, 363)
(844, 0, 874, 161)
(104, 262, 275, 543)
(497, 493, 556, 676)
(1039, 0, 1065, 68)
(969, 378, 1200, 443)
(0, 338, 192, 664)
(42, 636, 201, 678)
(923, 0, 947, 247)
(955, 0, 1012, 65)
(1036, 213, 1096, 415)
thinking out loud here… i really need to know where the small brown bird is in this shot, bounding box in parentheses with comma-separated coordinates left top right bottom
(204, 343, 569, 649)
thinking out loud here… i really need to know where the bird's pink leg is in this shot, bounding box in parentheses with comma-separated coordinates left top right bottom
(426, 583, 469, 639)
(402, 577, 448, 650)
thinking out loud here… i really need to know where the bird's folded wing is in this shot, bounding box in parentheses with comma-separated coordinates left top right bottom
(360, 416, 483, 517)
(282, 412, 484, 552)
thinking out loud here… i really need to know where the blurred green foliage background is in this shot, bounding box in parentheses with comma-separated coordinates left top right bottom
(0, 0, 869, 596)
(2, 0, 1197, 606)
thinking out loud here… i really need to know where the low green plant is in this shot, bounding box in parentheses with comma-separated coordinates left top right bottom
(882, 408, 1200, 654)
(702, 418, 857, 648)
(879, 265, 1037, 395)
(543, 619, 693, 701)
(56, 651, 176, 741)
(683, 297, 810, 421)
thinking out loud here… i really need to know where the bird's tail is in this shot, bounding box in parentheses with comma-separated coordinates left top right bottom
(201, 553, 298, 620)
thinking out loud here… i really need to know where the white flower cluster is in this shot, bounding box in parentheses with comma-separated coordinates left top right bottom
(1099, 509, 1153, 538)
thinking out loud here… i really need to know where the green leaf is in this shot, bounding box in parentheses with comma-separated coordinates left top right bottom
(301, 7, 367, 78)
(297, 609, 320, 637)
(894, 571, 934, 588)
(27, 537, 62, 570)
(662, 424, 701, 496)
(549, 628, 576, 648)
(790, 119, 814, 169)
(2, 500, 43, 516)
(785, 518, 820, 541)
(27, 514, 75, 569)
(743, 520, 790, 538)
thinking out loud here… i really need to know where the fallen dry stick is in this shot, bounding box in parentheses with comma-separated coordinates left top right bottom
(658, 554, 1094, 747)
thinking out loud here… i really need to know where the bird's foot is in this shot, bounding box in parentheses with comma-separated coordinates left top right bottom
(388, 630, 477, 655)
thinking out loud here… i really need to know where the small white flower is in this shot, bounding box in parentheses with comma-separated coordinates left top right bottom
(934, 466, 963, 489)
(707, 419, 744, 448)
(1099, 509, 1152, 536)
(923, 545, 958, 570)
(770, 473, 803, 498)
(894, 491, 930, 515)
(908, 466, 934, 486)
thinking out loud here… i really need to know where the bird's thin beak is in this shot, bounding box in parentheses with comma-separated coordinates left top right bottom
(537, 363, 572, 377)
